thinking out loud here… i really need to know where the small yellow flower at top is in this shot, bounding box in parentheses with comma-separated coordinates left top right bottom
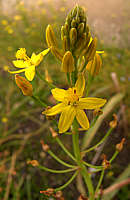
(8, 48, 50, 81)
(43, 74, 106, 133)
(1, 117, 8, 123)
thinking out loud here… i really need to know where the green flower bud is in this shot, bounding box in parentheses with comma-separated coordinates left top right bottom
(77, 22, 85, 36)
(46, 25, 58, 48)
(62, 36, 69, 53)
(51, 46, 63, 61)
(69, 28, 77, 47)
(61, 51, 75, 73)
(85, 37, 97, 61)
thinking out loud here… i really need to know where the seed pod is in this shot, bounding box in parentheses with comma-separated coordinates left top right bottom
(61, 51, 75, 73)
(51, 46, 63, 61)
(62, 36, 69, 52)
(46, 24, 58, 47)
(85, 37, 97, 61)
(69, 28, 77, 47)
(94, 53, 102, 75)
(77, 22, 85, 36)
(15, 75, 33, 96)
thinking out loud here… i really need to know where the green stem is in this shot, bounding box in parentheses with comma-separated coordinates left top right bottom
(109, 150, 119, 163)
(66, 72, 71, 86)
(48, 150, 76, 168)
(82, 128, 113, 154)
(31, 95, 47, 108)
(72, 120, 95, 200)
(95, 170, 105, 196)
(38, 164, 76, 174)
(54, 170, 79, 192)
(56, 137, 77, 162)
(36, 70, 56, 89)
(86, 73, 93, 97)
(83, 161, 103, 170)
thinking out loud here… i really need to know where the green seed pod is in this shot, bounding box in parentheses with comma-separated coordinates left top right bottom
(85, 37, 97, 61)
(46, 25, 58, 48)
(51, 46, 63, 61)
(61, 51, 75, 73)
(77, 22, 85, 36)
(69, 28, 77, 47)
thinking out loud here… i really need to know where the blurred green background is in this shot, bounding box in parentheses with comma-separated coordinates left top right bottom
(0, 0, 130, 199)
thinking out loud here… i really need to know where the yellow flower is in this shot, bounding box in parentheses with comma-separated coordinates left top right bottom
(9, 48, 50, 81)
(43, 74, 106, 133)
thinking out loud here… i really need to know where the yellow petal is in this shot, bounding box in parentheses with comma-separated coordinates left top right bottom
(78, 97, 106, 110)
(41, 48, 50, 56)
(75, 73, 85, 97)
(76, 109, 89, 130)
(13, 60, 28, 68)
(8, 68, 26, 74)
(58, 106, 76, 133)
(51, 88, 67, 102)
(25, 66, 35, 81)
(96, 50, 104, 54)
(31, 53, 43, 66)
(43, 103, 66, 116)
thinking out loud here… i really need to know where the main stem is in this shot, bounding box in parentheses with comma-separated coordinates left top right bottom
(72, 120, 95, 200)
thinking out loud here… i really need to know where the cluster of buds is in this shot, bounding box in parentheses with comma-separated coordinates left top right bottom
(46, 5, 102, 75)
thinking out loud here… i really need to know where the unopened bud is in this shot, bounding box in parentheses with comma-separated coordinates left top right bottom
(61, 26, 66, 40)
(62, 36, 69, 52)
(15, 75, 33, 96)
(86, 53, 102, 76)
(69, 28, 77, 47)
(85, 37, 97, 61)
(51, 46, 63, 61)
(116, 138, 125, 152)
(27, 160, 39, 167)
(109, 114, 118, 128)
(77, 22, 85, 36)
(61, 51, 75, 73)
(46, 25, 58, 48)
(49, 127, 58, 138)
(40, 140, 50, 152)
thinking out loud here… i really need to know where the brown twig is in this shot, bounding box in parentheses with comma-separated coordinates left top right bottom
(103, 178, 130, 195)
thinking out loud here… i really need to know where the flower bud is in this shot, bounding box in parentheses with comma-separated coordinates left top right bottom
(61, 51, 75, 73)
(62, 36, 69, 52)
(61, 25, 66, 40)
(15, 75, 33, 96)
(50, 46, 63, 61)
(45, 69, 52, 83)
(46, 24, 58, 47)
(109, 114, 118, 128)
(77, 22, 85, 36)
(49, 127, 58, 138)
(85, 37, 97, 61)
(116, 138, 125, 152)
(69, 28, 77, 47)
(86, 53, 102, 76)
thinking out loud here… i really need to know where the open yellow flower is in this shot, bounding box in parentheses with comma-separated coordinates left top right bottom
(9, 48, 50, 81)
(43, 74, 106, 133)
